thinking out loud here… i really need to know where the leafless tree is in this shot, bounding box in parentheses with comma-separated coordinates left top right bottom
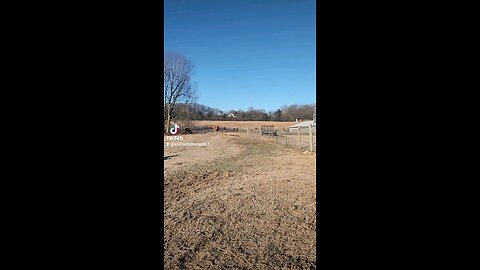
(164, 52, 197, 133)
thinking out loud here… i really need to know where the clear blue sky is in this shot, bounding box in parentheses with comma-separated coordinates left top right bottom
(164, 0, 316, 112)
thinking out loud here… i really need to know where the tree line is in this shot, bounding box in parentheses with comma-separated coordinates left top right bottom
(172, 102, 316, 122)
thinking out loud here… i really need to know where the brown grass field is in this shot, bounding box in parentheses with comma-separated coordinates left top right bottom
(194, 120, 297, 129)
(164, 130, 316, 269)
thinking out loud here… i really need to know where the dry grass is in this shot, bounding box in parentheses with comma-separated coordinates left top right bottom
(195, 120, 297, 129)
(164, 134, 316, 269)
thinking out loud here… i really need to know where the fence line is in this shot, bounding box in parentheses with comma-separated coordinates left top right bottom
(237, 126, 316, 152)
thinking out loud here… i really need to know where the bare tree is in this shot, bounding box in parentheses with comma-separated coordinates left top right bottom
(164, 52, 197, 133)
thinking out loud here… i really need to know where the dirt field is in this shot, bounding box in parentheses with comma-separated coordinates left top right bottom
(164, 132, 316, 269)
(194, 120, 297, 129)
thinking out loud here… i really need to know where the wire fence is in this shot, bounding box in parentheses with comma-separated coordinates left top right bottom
(237, 125, 316, 152)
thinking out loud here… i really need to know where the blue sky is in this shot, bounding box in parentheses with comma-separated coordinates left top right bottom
(164, 0, 316, 112)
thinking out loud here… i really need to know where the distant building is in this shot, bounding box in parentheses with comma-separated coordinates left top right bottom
(289, 107, 316, 132)
(227, 114, 236, 118)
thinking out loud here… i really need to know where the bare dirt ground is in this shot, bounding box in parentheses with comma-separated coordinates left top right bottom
(164, 132, 316, 269)
(194, 120, 297, 129)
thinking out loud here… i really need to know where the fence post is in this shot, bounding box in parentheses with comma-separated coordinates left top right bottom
(309, 125, 313, 152)
(285, 128, 288, 145)
(298, 127, 301, 149)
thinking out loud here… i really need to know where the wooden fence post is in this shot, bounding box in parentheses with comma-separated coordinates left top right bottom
(309, 125, 313, 152)
(298, 127, 301, 149)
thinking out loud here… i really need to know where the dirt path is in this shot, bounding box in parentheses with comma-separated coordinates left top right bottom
(164, 134, 316, 269)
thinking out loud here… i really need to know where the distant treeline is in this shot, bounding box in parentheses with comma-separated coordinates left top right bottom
(171, 103, 316, 122)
